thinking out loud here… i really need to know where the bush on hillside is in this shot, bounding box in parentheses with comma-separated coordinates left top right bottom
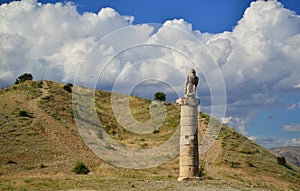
(72, 162, 90, 175)
(18, 110, 32, 118)
(154, 92, 166, 101)
(15, 73, 33, 84)
(277, 156, 287, 166)
(63, 83, 73, 93)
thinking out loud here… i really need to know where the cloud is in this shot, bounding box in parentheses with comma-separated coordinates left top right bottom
(292, 138, 300, 144)
(293, 83, 300, 88)
(253, 136, 298, 148)
(204, 0, 300, 127)
(221, 117, 231, 124)
(221, 117, 249, 135)
(1, 0, 300, 134)
(287, 103, 296, 110)
(256, 137, 275, 145)
(248, 136, 256, 142)
(283, 124, 300, 132)
(0, 0, 134, 86)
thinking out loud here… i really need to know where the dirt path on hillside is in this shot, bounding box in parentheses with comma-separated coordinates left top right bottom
(23, 81, 99, 167)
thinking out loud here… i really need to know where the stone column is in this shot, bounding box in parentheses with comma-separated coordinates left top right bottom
(176, 97, 200, 181)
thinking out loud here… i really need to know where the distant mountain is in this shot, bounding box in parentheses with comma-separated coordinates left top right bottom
(0, 80, 300, 191)
(270, 146, 300, 167)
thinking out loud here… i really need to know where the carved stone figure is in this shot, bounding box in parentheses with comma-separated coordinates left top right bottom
(184, 69, 199, 97)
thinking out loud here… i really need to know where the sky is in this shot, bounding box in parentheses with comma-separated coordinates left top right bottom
(0, 0, 300, 148)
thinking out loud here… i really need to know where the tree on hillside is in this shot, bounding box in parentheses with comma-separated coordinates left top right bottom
(154, 92, 166, 101)
(277, 156, 287, 166)
(63, 83, 73, 93)
(15, 73, 33, 84)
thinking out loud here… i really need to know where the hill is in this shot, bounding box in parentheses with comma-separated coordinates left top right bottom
(270, 146, 300, 168)
(0, 80, 299, 191)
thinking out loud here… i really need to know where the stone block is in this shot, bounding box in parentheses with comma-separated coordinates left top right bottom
(179, 135, 197, 145)
(180, 125, 197, 135)
(181, 106, 198, 117)
(180, 116, 198, 126)
(179, 165, 199, 177)
(180, 146, 199, 157)
(180, 156, 199, 166)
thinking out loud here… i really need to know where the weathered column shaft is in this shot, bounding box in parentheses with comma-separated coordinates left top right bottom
(177, 98, 200, 181)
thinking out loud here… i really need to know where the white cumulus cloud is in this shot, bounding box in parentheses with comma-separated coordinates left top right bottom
(0, 0, 134, 86)
(0, 0, 300, 133)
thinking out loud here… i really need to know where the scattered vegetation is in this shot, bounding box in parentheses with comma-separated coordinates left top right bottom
(246, 161, 256, 168)
(239, 149, 259, 154)
(38, 81, 74, 130)
(37, 80, 43, 88)
(1, 80, 300, 191)
(72, 162, 90, 175)
(230, 161, 241, 168)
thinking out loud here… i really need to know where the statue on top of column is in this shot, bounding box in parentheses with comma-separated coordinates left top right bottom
(184, 69, 199, 98)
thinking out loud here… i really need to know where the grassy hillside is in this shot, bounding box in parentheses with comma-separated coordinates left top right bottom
(0, 80, 299, 191)
(198, 113, 300, 190)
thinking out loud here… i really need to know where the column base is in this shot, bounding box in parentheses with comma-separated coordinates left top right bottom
(177, 176, 202, 181)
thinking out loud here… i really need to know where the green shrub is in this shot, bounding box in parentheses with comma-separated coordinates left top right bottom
(15, 73, 33, 84)
(198, 160, 205, 177)
(37, 81, 43, 88)
(72, 162, 90, 175)
(18, 110, 31, 118)
(277, 156, 287, 166)
(63, 83, 73, 93)
(230, 161, 241, 168)
(246, 161, 256, 167)
(154, 92, 166, 101)
(40, 164, 47, 168)
(153, 129, 160, 134)
(141, 143, 148, 148)
(7, 160, 17, 164)
(239, 149, 258, 154)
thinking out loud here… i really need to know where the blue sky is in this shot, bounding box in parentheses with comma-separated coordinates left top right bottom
(1, 0, 300, 149)
(68, 0, 254, 33)
(31, 0, 300, 33)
